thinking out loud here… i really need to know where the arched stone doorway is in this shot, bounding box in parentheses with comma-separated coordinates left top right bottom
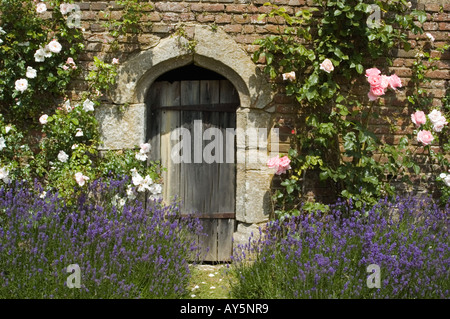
(100, 25, 276, 261)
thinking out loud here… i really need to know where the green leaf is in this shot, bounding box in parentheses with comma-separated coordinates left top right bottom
(355, 64, 364, 74)
(286, 185, 294, 194)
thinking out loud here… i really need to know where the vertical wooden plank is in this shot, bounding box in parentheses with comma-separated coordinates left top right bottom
(217, 219, 235, 261)
(160, 81, 181, 204)
(219, 79, 239, 104)
(179, 113, 205, 215)
(217, 112, 236, 213)
(199, 219, 218, 262)
(203, 111, 221, 214)
(159, 81, 181, 107)
(180, 81, 199, 214)
(181, 81, 200, 106)
(200, 80, 220, 106)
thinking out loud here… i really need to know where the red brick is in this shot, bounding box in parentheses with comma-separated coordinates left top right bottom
(426, 69, 450, 79)
(439, 22, 450, 31)
(423, 22, 439, 30)
(90, 2, 108, 11)
(243, 25, 255, 33)
(196, 14, 216, 23)
(233, 15, 251, 24)
(223, 24, 242, 33)
(215, 14, 232, 24)
(432, 13, 450, 22)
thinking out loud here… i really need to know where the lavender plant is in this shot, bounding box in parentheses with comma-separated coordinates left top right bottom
(0, 177, 203, 299)
(230, 197, 449, 299)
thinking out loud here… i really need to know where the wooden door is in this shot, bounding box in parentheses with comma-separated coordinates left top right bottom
(147, 78, 239, 262)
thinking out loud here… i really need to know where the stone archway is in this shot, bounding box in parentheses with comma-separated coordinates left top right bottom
(97, 25, 276, 252)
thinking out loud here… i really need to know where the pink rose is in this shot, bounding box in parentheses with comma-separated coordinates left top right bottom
(112, 58, 119, 64)
(388, 74, 402, 90)
(66, 57, 75, 65)
(320, 58, 334, 73)
(267, 156, 280, 169)
(417, 130, 434, 146)
(380, 75, 390, 90)
(276, 156, 291, 175)
(370, 86, 385, 97)
(368, 91, 378, 101)
(432, 117, 448, 132)
(367, 75, 382, 87)
(411, 111, 427, 127)
(365, 68, 381, 77)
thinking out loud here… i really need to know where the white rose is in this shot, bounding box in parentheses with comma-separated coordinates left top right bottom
(39, 114, 48, 124)
(57, 150, 69, 163)
(320, 58, 334, 73)
(0, 167, 9, 183)
(74, 172, 89, 186)
(140, 143, 151, 154)
(444, 175, 450, 187)
(282, 71, 296, 81)
(15, 79, 28, 93)
(82, 99, 95, 112)
(62, 100, 72, 112)
(36, 3, 47, 13)
(135, 152, 148, 161)
(0, 137, 6, 151)
(428, 109, 443, 125)
(75, 128, 83, 137)
(34, 48, 46, 62)
(26, 66, 37, 79)
(60, 3, 69, 15)
(48, 39, 62, 54)
(149, 183, 162, 195)
(425, 32, 435, 43)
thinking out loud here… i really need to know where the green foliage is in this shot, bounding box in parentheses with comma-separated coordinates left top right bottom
(86, 56, 119, 96)
(102, 0, 153, 39)
(0, 0, 84, 127)
(255, 0, 449, 214)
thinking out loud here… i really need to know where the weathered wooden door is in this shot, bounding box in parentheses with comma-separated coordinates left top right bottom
(147, 69, 239, 262)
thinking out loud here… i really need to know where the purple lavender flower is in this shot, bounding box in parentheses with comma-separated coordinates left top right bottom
(231, 196, 449, 299)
